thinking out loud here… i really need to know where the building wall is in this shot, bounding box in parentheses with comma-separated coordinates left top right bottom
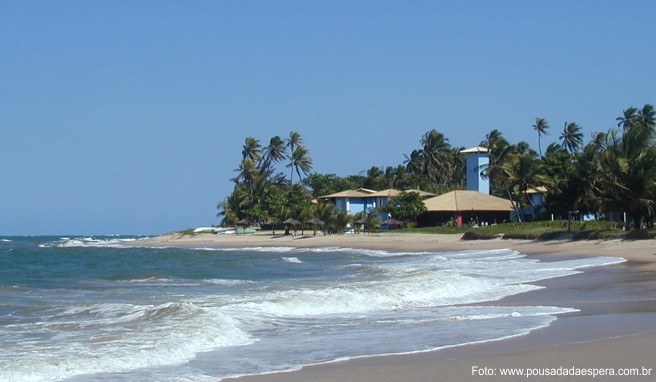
(332, 197, 376, 215)
(418, 210, 510, 227)
(466, 153, 490, 194)
(335, 199, 347, 213)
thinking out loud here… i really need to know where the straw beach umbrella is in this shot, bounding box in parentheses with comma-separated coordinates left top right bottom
(266, 219, 281, 235)
(236, 219, 250, 235)
(282, 218, 301, 235)
(305, 218, 325, 235)
(382, 218, 403, 229)
(354, 217, 367, 234)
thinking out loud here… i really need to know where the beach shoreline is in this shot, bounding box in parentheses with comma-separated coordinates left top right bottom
(133, 230, 656, 268)
(130, 232, 656, 381)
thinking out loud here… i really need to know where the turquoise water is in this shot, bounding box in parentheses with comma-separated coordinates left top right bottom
(0, 236, 624, 381)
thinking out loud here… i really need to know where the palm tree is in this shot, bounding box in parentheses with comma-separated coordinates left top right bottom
(420, 129, 453, 191)
(616, 106, 638, 130)
(532, 117, 550, 157)
(313, 202, 337, 224)
(261, 135, 286, 177)
(365, 210, 381, 233)
(541, 140, 604, 220)
(384, 165, 405, 188)
(559, 122, 584, 153)
(638, 104, 655, 130)
(233, 158, 260, 200)
(450, 146, 467, 188)
(480, 129, 510, 154)
(598, 107, 656, 228)
(513, 141, 535, 155)
(569, 143, 604, 217)
(217, 184, 250, 225)
(403, 149, 424, 175)
(480, 129, 511, 196)
(499, 151, 542, 219)
(241, 137, 262, 163)
(362, 166, 387, 190)
(589, 131, 608, 153)
(286, 131, 304, 185)
(287, 145, 313, 183)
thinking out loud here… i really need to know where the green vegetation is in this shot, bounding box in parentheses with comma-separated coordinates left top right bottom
(217, 105, 656, 232)
(403, 220, 625, 241)
(383, 192, 427, 225)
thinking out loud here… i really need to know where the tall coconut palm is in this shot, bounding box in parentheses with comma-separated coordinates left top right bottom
(570, 143, 604, 216)
(362, 166, 386, 190)
(261, 135, 286, 177)
(616, 106, 638, 130)
(287, 145, 313, 183)
(559, 122, 584, 153)
(420, 129, 453, 191)
(403, 149, 425, 175)
(233, 158, 260, 200)
(217, 184, 250, 225)
(499, 151, 542, 218)
(532, 117, 550, 158)
(598, 123, 656, 229)
(384, 165, 405, 188)
(286, 131, 304, 185)
(480, 129, 511, 196)
(241, 137, 262, 163)
(541, 140, 603, 219)
(480, 129, 510, 154)
(598, 106, 656, 228)
(638, 104, 655, 130)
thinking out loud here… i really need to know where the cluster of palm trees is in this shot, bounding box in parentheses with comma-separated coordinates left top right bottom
(219, 131, 317, 226)
(473, 105, 656, 229)
(219, 104, 656, 230)
(403, 130, 466, 193)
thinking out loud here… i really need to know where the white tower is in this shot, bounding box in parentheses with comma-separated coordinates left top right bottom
(460, 146, 490, 194)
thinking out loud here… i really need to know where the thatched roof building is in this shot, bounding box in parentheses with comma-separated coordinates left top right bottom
(319, 188, 376, 199)
(368, 188, 436, 198)
(419, 190, 514, 226)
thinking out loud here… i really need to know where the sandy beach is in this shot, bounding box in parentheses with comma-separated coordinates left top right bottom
(133, 232, 656, 381)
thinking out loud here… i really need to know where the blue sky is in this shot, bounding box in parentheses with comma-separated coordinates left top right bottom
(1, 0, 654, 235)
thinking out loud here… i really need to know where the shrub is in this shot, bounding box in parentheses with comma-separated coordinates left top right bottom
(462, 231, 497, 240)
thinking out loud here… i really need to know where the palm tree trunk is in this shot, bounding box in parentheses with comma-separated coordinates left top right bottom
(523, 189, 538, 220)
(506, 187, 522, 222)
(630, 211, 642, 230)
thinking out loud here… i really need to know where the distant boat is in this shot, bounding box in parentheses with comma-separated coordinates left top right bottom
(192, 227, 236, 235)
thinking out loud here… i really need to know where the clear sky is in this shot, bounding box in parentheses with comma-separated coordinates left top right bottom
(1, 0, 654, 235)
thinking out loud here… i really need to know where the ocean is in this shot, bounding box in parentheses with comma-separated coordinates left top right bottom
(0, 236, 625, 382)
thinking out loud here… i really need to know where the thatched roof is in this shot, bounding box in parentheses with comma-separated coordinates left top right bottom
(423, 190, 514, 212)
(368, 188, 436, 198)
(319, 188, 377, 199)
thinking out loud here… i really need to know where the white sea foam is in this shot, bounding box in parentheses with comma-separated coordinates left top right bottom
(282, 257, 303, 263)
(204, 278, 255, 285)
(39, 236, 144, 248)
(200, 246, 298, 253)
(0, 302, 253, 382)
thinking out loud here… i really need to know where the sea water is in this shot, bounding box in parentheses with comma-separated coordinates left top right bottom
(0, 236, 625, 382)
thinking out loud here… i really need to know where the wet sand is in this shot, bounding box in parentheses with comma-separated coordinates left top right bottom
(132, 232, 656, 381)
